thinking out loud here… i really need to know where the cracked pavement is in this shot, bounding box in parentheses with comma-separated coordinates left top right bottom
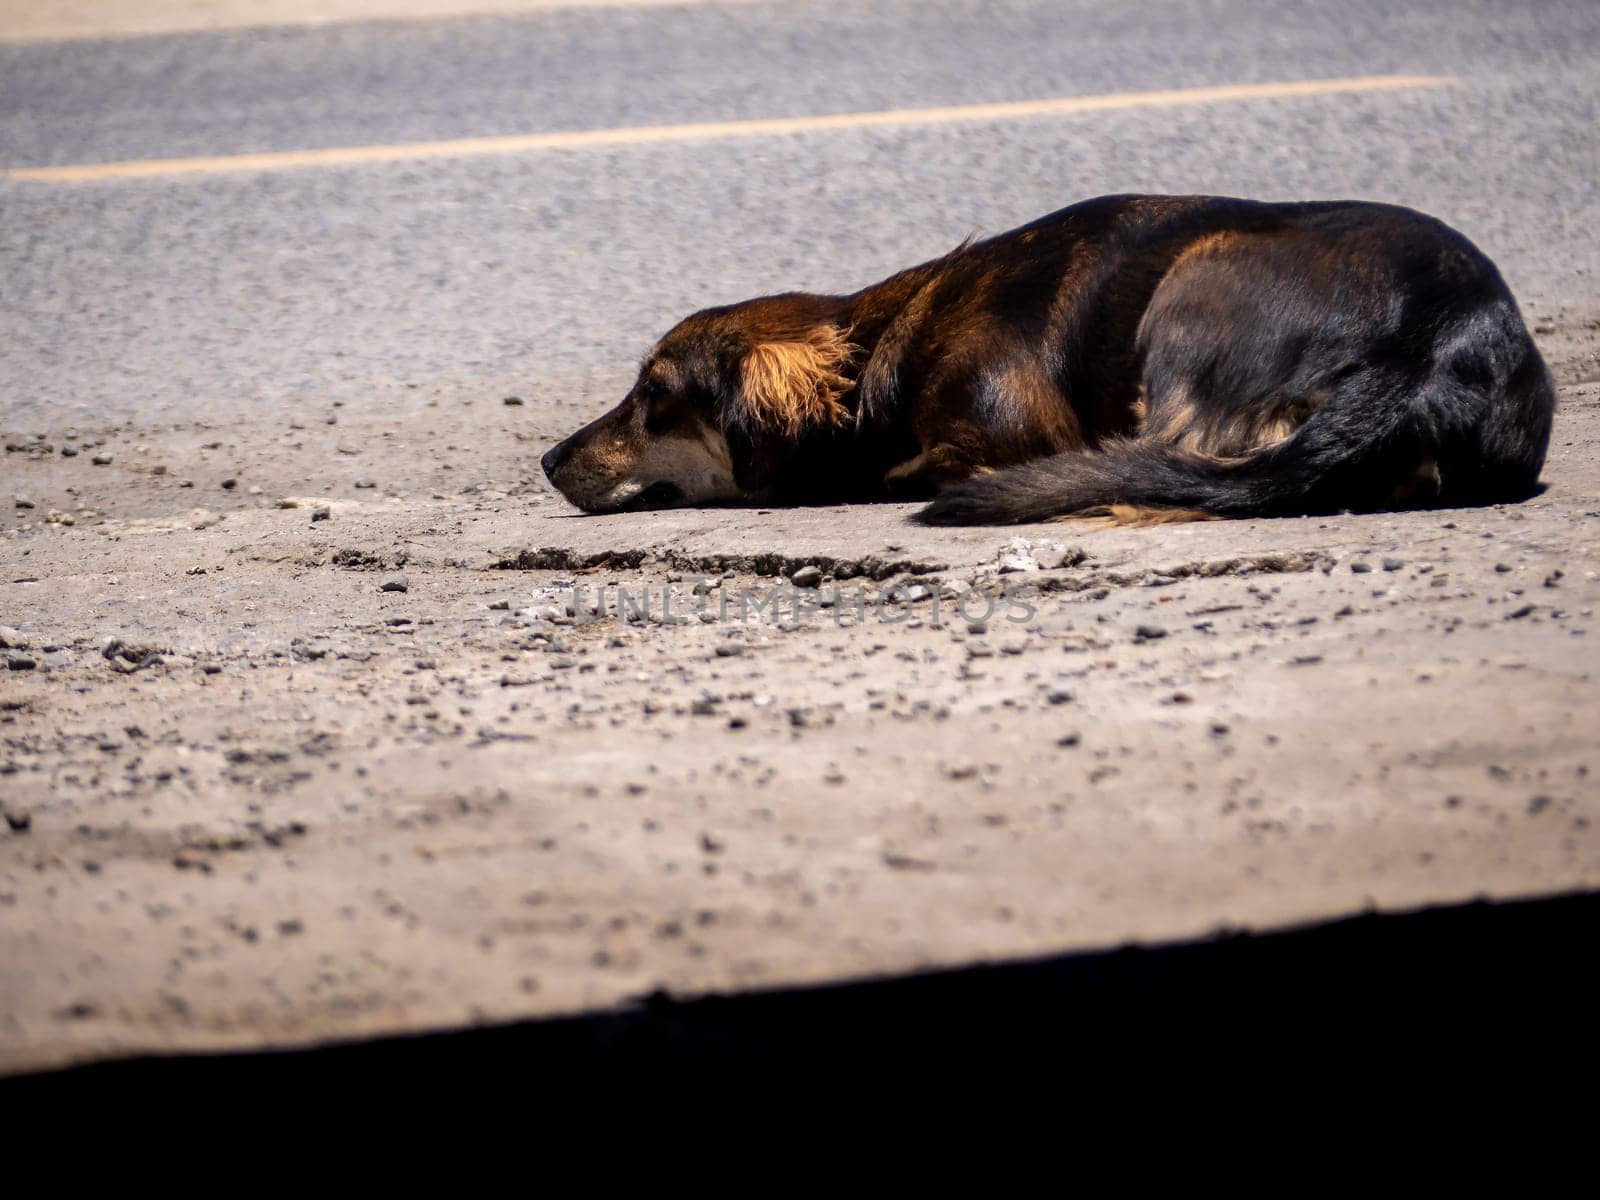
(3, 322, 1597, 1070)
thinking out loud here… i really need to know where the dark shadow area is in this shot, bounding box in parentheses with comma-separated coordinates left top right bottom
(8, 890, 1598, 1094)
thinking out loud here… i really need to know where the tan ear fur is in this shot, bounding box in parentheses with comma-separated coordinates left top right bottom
(738, 325, 860, 437)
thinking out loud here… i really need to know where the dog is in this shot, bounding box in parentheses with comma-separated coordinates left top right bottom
(541, 194, 1554, 525)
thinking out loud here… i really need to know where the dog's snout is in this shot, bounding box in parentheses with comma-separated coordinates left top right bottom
(541, 439, 572, 480)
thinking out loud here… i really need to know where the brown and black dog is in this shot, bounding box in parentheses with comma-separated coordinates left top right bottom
(542, 194, 1554, 525)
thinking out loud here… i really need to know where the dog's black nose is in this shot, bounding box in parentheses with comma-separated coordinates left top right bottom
(541, 440, 571, 480)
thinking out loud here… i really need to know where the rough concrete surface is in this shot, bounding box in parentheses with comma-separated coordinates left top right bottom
(3, 319, 1597, 1073)
(2, 0, 1599, 1074)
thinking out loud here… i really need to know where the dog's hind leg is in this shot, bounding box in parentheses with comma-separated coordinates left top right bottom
(892, 353, 1087, 496)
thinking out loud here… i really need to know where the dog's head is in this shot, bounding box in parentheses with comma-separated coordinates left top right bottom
(541, 297, 859, 513)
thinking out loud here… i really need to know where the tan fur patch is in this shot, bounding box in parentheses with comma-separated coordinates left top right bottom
(1389, 456, 1442, 505)
(1251, 413, 1298, 446)
(886, 443, 989, 489)
(739, 325, 860, 437)
(1130, 386, 1149, 429)
(1146, 391, 1202, 448)
(1166, 230, 1241, 271)
(883, 452, 927, 485)
(1054, 504, 1219, 528)
(1146, 387, 1314, 459)
(1212, 396, 1311, 455)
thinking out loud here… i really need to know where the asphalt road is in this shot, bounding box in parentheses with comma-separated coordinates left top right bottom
(2, 0, 1598, 436)
(2, 1, 1599, 1073)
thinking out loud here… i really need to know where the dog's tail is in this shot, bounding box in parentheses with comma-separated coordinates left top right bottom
(913, 424, 1383, 526)
(915, 352, 1553, 527)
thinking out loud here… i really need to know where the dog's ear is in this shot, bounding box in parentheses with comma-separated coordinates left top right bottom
(734, 325, 860, 437)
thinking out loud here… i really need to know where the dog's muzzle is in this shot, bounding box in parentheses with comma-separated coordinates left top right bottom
(540, 440, 574, 481)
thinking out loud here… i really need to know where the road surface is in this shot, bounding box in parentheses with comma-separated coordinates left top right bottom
(2, 0, 1598, 1073)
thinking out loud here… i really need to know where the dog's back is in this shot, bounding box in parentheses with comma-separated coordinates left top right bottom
(917, 196, 1554, 524)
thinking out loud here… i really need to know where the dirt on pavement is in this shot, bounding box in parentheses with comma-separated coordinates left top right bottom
(1, 313, 1597, 1075)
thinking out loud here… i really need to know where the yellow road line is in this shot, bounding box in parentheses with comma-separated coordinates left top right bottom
(6, 74, 1457, 184)
(0, 1, 741, 46)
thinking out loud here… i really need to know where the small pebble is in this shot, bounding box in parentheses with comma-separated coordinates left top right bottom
(354, 477, 377, 489)
(311, 505, 331, 522)
(997, 538, 1040, 573)
(91, 453, 112, 466)
(789, 565, 823, 589)
(220, 478, 237, 490)
(503, 396, 524, 406)
(380, 575, 409, 593)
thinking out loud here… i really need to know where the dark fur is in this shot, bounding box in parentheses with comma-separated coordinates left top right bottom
(542, 194, 1554, 524)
